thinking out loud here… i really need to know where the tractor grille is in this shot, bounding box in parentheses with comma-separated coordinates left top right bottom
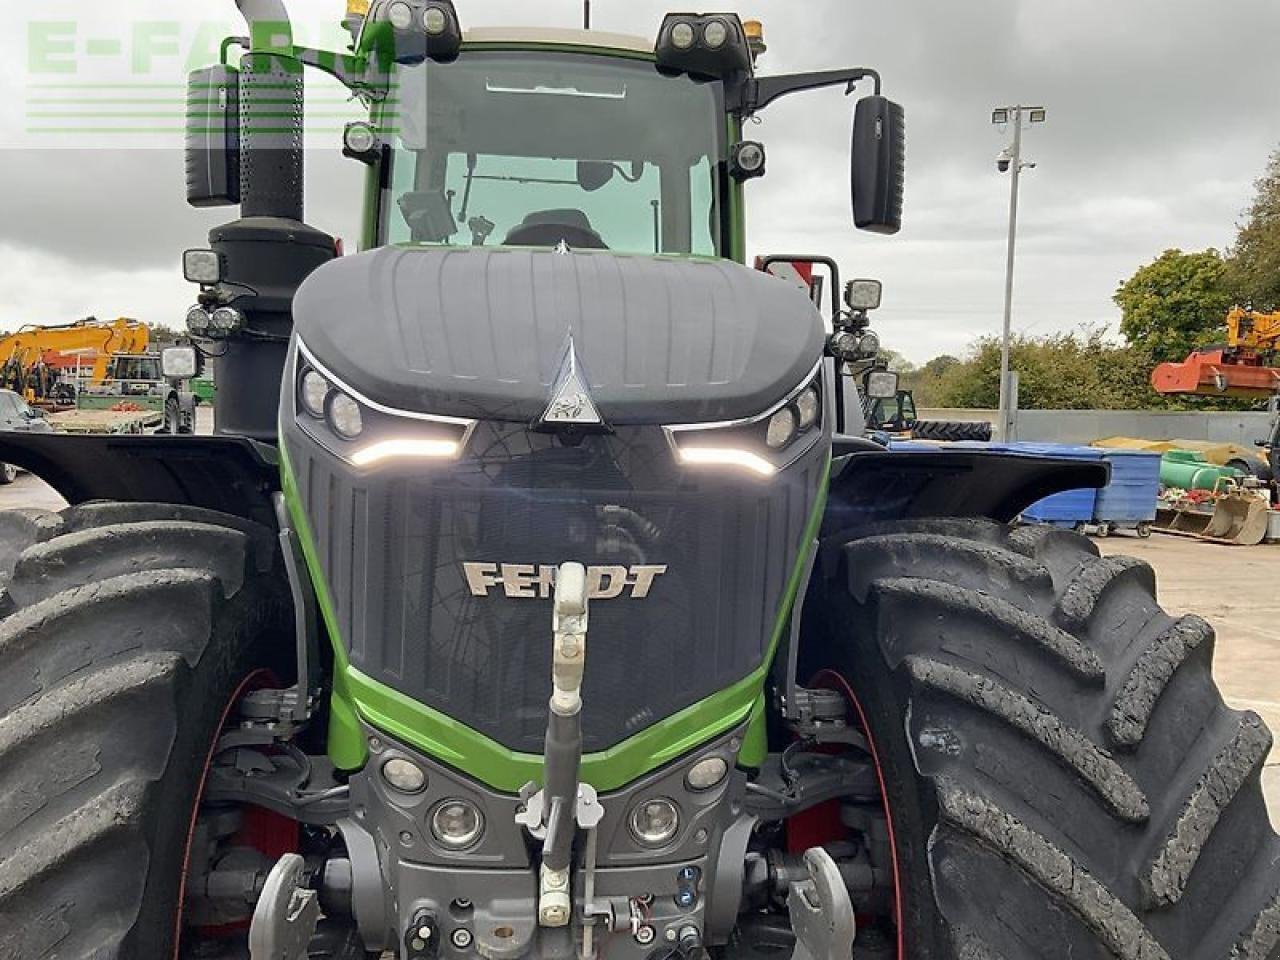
(287, 423, 823, 755)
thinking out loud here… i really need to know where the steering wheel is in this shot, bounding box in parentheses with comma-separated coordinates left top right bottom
(503, 220, 609, 250)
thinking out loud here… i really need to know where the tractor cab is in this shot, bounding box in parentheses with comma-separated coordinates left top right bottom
(868, 386, 917, 433)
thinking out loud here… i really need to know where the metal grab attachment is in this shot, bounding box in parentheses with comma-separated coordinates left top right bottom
(515, 563, 604, 930)
(787, 848, 856, 960)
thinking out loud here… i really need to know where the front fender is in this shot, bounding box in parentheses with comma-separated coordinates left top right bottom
(0, 433, 280, 526)
(823, 449, 1109, 535)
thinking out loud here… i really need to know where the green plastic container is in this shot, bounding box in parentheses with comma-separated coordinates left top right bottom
(1159, 449, 1242, 491)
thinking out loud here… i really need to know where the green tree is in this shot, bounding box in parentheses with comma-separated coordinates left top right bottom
(932, 329, 1170, 410)
(1113, 248, 1232, 362)
(1226, 149, 1280, 310)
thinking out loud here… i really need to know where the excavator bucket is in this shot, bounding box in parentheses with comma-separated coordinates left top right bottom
(1201, 492, 1270, 545)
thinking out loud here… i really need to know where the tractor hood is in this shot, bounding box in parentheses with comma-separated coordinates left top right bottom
(292, 246, 824, 425)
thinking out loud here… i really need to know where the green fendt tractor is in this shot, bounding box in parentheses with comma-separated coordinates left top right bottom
(0, 3, 1277, 958)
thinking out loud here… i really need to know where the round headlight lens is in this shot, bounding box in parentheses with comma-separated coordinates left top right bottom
(858, 331, 882, 358)
(424, 5, 448, 35)
(387, 1, 414, 29)
(685, 757, 728, 791)
(703, 19, 729, 49)
(186, 306, 210, 336)
(328, 392, 364, 439)
(431, 799, 484, 849)
(670, 21, 696, 49)
(344, 122, 377, 155)
(629, 797, 680, 847)
(794, 387, 821, 432)
(735, 142, 766, 174)
(766, 407, 798, 450)
(300, 370, 329, 418)
(209, 307, 244, 335)
(381, 757, 427, 794)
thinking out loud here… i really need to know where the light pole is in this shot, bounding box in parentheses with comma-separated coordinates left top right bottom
(992, 105, 1045, 440)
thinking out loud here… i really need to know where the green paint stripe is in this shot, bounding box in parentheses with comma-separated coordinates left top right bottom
(29, 112, 362, 119)
(25, 128, 365, 134)
(280, 438, 830, 792)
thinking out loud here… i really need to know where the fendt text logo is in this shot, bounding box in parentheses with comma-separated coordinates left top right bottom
(462, 563, 668, 601)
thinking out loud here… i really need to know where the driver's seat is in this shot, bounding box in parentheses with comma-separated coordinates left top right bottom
(503, 209, 608, 250)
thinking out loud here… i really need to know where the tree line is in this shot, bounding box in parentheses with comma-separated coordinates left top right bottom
(894, 150, 1280, 410)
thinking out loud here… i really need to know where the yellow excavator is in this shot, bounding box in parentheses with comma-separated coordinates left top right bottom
(0, 317, 151, 404)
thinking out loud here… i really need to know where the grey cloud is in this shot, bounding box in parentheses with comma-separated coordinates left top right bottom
(0, 0, 1276, 362)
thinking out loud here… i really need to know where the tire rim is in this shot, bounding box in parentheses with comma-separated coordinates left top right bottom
(172, 669, 285, 958)
(812, 668, 906, 960)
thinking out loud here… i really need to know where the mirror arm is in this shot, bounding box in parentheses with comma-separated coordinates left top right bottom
(221, 36, 251, 66)
(296, 46, 368, 92)
(734, 67, 881, 115)
(758, 254, 841, 321)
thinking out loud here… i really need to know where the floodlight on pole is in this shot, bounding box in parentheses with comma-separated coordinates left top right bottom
(991, 104, 1045, 441)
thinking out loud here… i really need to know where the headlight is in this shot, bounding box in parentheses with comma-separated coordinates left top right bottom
(431, 798, 484, 849)
(186, 306, 211, 336)
(703, 19, 729, 49)
(424, 5, 448, 34)
(629, 797, 680, 847)
(794, 386, 821, 431)
(765, 407, 798, 449)
(387, 0, 414, 29)
(685, 756, 728, 791)
(209, 306, 245, 336)
(665, 361, 825, 478)
(299, 370, 330, 419)
(670, 21, 696, 49)
(294, 341, 475, 466)
(327, 392, 364, 439)
(381, 757, 427, 794)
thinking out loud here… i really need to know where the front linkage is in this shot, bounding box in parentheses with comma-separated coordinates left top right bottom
(216, 558, 877, 960)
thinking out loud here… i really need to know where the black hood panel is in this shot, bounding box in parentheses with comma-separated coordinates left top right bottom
(293, 246, 824, 425)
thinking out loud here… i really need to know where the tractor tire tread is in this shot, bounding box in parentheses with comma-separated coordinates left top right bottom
(830, 518, 1280, 960)
(0, 504, 288, 960)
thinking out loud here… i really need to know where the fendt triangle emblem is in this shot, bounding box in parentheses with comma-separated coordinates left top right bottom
(541, 340, 603, 426)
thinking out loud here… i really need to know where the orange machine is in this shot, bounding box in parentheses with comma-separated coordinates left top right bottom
(1151, 307, 1280, 398)
(0, 318, 150, 402)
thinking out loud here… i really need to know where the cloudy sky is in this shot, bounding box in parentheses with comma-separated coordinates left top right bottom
(1, 0, 1278, 363)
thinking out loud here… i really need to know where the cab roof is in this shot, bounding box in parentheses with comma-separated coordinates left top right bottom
(461, 26, 654, 55)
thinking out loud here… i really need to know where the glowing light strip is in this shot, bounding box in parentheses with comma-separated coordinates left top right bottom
(677, 447, 777, 477)
(351, 439, 461, 467)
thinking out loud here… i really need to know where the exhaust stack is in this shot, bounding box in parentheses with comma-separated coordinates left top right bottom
(235, 0, 304, 222)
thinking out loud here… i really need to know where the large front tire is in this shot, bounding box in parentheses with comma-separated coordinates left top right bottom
(822, 518, 1280, 959)
(0, 502, 290, 959)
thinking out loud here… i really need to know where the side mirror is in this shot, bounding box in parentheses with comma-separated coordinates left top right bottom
(851, 95, 905, 234)
(864, 370, 900, 400)
(162, 347, 200, 381)
(185, 65, 241, 207)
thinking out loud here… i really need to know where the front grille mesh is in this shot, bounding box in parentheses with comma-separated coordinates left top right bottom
(288, 422, 822, 754)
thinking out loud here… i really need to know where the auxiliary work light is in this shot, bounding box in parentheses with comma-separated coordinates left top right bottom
(655, 13, 752, 78)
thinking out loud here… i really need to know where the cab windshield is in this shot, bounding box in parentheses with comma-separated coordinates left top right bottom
(382, 51, 727, 256)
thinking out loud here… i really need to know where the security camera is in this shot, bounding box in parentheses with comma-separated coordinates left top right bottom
(996, 149, 1012, 173)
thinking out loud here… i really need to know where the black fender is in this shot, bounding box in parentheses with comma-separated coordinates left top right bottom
(823, 447, 1109, 535)
(0, 433, 280, 526)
